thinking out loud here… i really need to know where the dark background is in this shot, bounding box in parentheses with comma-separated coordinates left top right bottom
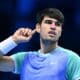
(0, 0, 80, 80)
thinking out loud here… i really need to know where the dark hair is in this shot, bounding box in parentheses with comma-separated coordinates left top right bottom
(36, 8, 64, 24)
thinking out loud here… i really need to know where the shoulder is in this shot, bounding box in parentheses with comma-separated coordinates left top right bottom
(59, 47, 79, 58)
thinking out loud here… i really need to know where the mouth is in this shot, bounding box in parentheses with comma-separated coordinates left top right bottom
(48, 31, 56, 35)
(48, 31, 57, 37)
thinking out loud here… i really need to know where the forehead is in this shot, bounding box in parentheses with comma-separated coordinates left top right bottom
(42, 16, 58, 22)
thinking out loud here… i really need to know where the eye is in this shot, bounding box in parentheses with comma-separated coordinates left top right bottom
(44, 20, 53, 24)
(55, 21, 62, 26)
(44, 20, 62, 26)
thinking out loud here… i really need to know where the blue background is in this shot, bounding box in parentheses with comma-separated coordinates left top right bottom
(0, 0, 80, 80)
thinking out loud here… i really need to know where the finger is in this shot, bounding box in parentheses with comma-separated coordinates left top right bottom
(24, 28, 32, 36)
(32, 28, 37, 35)
(25, 29, 36, 37)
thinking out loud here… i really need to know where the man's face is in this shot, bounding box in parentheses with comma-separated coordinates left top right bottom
(38, 16, 62, 43)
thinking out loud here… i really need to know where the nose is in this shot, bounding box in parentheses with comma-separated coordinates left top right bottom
(50, 22, 56, 29)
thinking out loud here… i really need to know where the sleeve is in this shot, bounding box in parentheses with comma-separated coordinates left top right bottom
(67, 51, 80, 80)
(10, 52, 27, 74)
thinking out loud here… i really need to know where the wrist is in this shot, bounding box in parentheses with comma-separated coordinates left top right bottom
(0, 36, 17, 55)
(11, 36, 19, 44)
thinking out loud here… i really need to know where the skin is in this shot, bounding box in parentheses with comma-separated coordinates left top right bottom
(36, 16, 62, 53)
(0, 16, 62, 72)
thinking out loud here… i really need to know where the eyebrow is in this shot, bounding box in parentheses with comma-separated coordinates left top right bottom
(44, 19, 57, 22)
(44, 19, 62, 26)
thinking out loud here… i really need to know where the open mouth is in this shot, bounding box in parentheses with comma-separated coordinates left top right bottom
(48, 31, 56, 36)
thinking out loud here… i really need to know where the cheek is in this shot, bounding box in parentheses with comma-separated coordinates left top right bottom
(40, 25, 47, 33)
(40, 27, 48, 38)
(58, 29, 62, 37)
(40, 29, 46, 36)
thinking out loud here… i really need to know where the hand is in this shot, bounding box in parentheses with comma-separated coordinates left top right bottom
(12, 28, 36, 44)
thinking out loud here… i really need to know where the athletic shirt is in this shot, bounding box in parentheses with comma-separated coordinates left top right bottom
(10, 46, 80, 80)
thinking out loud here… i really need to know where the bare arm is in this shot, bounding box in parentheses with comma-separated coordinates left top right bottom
(0, 28, 37, 72)
(0, 55, 15, 72)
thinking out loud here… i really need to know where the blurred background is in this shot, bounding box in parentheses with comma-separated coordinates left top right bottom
(0, 0, 80, 80)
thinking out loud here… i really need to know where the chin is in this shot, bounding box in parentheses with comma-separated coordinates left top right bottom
(47, 37, 56, 41)
(45, 39, 57, 43)
(41, 37, 58, 43)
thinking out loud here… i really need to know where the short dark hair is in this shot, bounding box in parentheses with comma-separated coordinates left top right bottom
(36, 8, 64, 24)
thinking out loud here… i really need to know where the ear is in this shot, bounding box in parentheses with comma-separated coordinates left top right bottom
(35, 23, 41, 33)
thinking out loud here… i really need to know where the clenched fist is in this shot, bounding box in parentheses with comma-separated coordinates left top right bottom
(12, 28, 36, 44)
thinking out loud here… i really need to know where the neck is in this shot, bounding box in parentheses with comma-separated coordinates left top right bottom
(40, 40, 58, 53)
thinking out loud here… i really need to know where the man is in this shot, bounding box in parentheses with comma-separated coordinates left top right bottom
(0, 8, 80, 80)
